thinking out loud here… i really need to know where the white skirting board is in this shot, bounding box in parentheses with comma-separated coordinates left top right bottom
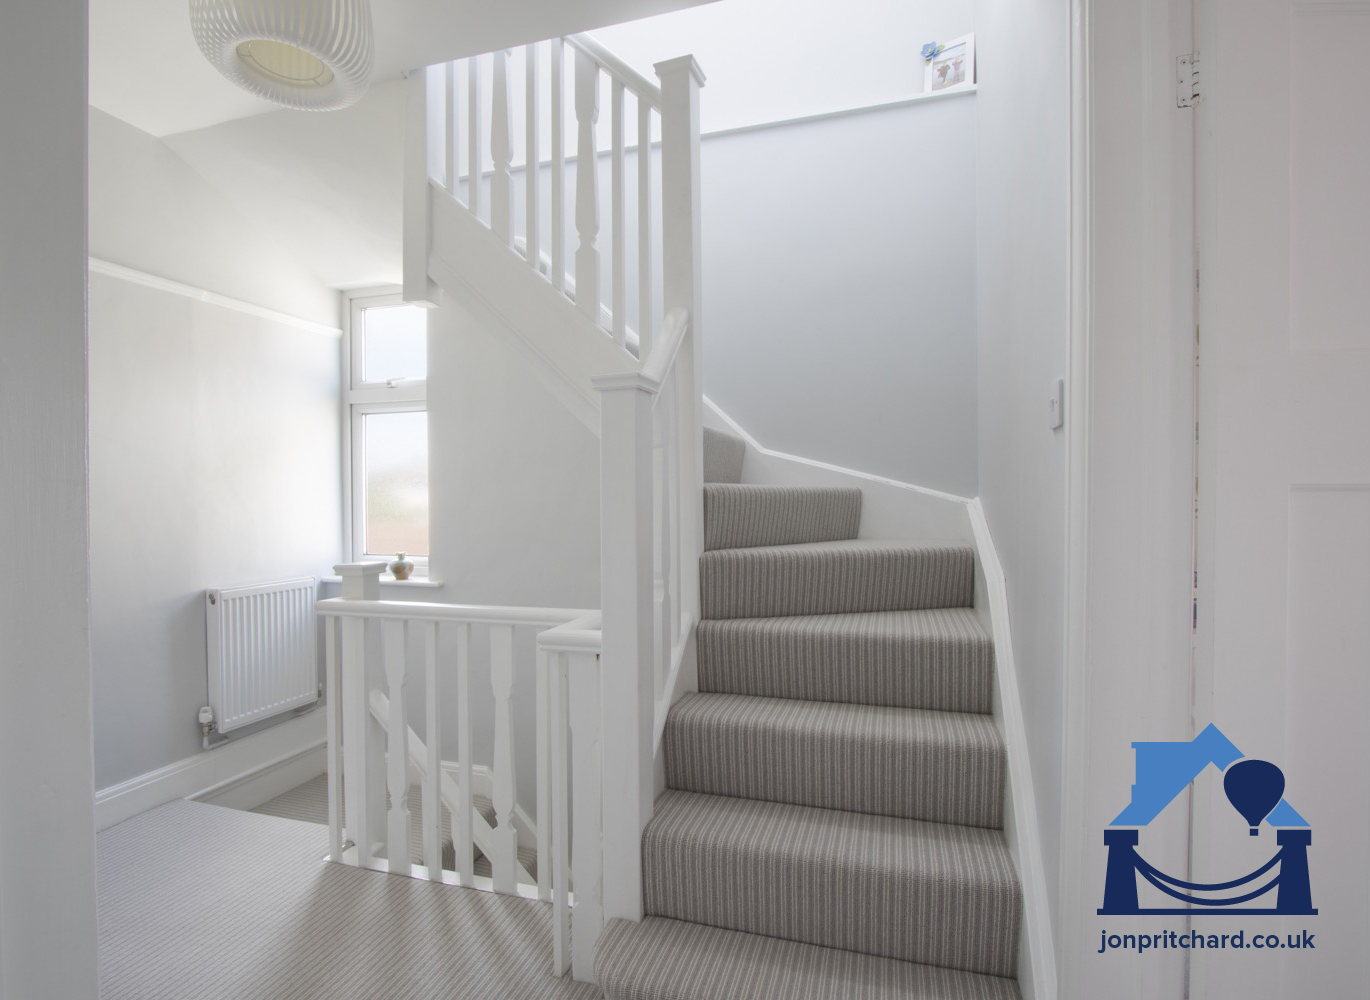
(94, 711, 326, 831)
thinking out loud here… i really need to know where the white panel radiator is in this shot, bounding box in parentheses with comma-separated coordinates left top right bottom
(206, 577, 319, 733)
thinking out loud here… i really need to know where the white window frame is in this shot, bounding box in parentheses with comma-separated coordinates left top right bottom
(342, 287, 430, 573)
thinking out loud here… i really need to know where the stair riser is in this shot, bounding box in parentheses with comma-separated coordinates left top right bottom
(704, 486, 862, 550)
(697, 620, 994, 714)
(643, 811, 1021, 978)
(701, 546, 975, 620)
(664, 712, 1005, 828)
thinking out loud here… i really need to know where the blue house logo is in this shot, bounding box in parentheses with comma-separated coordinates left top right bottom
(1100, 724, 1317, 916)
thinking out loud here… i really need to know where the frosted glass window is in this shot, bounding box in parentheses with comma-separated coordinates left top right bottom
(361, 304, 427, 382)
(363, 410, 429, 557)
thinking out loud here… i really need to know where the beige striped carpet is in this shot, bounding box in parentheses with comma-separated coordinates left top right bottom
(97, 799, 598, 1000)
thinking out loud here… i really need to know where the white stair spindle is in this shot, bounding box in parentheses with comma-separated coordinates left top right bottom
(468, 56, 483, 220)
(551, 38, 566, 294)
(491, 49, 514, 245)
(611, 80, 626, 347)
(658, 380, 675, 691)
(637, 100, 654, 357)
(422, 620, 442, 879)
(445, 62, 457, 197)
(342, 616, 374, 865)
(454, 622, 474, 884)
(550, 652, 571, 975)
(383, 619, 411, 875)
(525, 43, 541, 272)
(535, 646, 552, 902)
(324, 615, 343, 861)
(490, 623, 519, 893)
(574, 50, 601, 324)
(569, 649, 603, 981)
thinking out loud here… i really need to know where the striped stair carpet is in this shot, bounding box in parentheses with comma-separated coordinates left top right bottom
(596, 427, 1022, 1000)
(252, 775, 537, 879)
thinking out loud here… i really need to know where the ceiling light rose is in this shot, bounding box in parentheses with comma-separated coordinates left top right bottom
(189, 0, 374, 111)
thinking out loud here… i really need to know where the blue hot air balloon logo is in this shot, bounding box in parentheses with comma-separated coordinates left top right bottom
(1224, 759, 1285, 836)
(1098, 725, 1316, 916)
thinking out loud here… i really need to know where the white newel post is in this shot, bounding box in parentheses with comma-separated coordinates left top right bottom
(403, 70, 439, 306)
(335, 562, 386, 866)
(655, 56, 706, 631)
(592, 376, 657, 922)
(574, 49, 601, 324)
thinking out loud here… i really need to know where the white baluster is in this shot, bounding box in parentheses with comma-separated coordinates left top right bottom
(535, 646, 551, 902)
(525, 42, 541, 271)
(383, 619, 411, 875)
(468, 56, 483, 220)
(403, 70, 436, 305)
(422, 620, 442, 878)
(658, 380, 675, 691)
(611, 80, 626, 347)
(551, 38, 566, 294)
(454, 622, 474, 884)
(550, 651, 571, 975)
(574, 50, 601, 324)
(569, 650, 603, 981)
(445, 62, 457, 196)
(489, 623, 519, 893)
(638, 100, 654, 357)
(491, 49, 514, 245)
(324, 615, 343, 861)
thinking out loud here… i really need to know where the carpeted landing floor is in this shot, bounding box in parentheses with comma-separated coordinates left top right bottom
(97, 799, 600, 1000)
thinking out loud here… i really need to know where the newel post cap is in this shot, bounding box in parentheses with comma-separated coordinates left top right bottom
(334, 561, 386, 600)
(653, 54, 706, 87)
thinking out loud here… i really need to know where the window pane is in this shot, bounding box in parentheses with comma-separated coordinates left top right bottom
(361, 304, 427, 382)
(363, 410, 429, 557)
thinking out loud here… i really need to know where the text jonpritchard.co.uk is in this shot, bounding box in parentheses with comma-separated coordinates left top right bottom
(1098, 929, 1315, 954)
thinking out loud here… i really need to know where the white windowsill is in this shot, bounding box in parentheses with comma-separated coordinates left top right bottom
(321, 575, 444, 589)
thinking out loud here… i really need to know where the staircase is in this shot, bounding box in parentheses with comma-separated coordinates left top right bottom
(594, 427, 1023, 1000)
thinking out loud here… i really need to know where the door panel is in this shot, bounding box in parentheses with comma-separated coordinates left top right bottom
(1193, 1, 1370, 996)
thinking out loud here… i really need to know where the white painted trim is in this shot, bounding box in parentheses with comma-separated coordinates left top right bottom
(87, 257, 342, 336)
(94, 711, 326, 831)
(703, 396, 972, 506)
(195, 744, 327, 811)
(698, 85, 977, 143)
(969, 500, 1059, 1000)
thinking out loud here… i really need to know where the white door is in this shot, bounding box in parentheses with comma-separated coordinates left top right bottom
(1192, 0, 1370, 996)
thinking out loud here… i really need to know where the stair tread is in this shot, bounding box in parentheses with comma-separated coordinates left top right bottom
(643, 790, 1021, 977)
(704, 426, 747, 484)
(697, 608, 993, 714)
(701, 541, 975, 619)
(597, 916, 1022, 1000)
(704, 483, 862, 550)
(665, 692, 1005, 827)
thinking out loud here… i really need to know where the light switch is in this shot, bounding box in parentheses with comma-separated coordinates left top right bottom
(1048, 378, 1065, 430)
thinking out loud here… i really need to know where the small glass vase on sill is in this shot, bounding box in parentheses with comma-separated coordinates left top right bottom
(388, 553, 415, 581)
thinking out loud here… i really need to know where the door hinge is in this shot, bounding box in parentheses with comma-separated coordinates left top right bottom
(1177, 52, 1201, 108)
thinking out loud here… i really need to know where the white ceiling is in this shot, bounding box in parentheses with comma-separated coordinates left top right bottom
(90, 0, 716, 137)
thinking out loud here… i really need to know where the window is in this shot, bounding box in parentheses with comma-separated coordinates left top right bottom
(344, 291, 429, 573)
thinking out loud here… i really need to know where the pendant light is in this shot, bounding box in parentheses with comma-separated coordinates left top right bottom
(189, 0, 374, 111)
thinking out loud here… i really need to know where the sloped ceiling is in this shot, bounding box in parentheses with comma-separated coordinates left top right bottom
(91, 0, 717, 137)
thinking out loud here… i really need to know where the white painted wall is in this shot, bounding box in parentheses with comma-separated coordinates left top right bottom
(89, 108, 339, 325)
(700, 97, 979, 496)
(163, 80, 408, 293)
(595, 0, 974, 133)
(0, 2, 99, 996)
(88, 272, 343, 789)
(973, 0, 1070, 937)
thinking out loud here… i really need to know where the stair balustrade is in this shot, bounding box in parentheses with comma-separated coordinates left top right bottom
(317, 563, 602, 976)
(399, 33, 706, 985)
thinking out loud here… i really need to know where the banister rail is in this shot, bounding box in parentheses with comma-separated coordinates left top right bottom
(565, 33, 662, 108)
(639, 307, 689, 387)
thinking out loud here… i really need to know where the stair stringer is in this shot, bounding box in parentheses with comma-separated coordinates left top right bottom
(428, 182, 636, 435)
(702, 397, 1059, 1000)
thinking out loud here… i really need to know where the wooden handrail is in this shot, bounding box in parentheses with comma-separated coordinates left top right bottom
(317, 597, 593, 627)
(566, 33, 662, 110)
(640, 308, 689, 386)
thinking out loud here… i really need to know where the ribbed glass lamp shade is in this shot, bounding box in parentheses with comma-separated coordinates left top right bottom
(190, 0, 374, 111)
